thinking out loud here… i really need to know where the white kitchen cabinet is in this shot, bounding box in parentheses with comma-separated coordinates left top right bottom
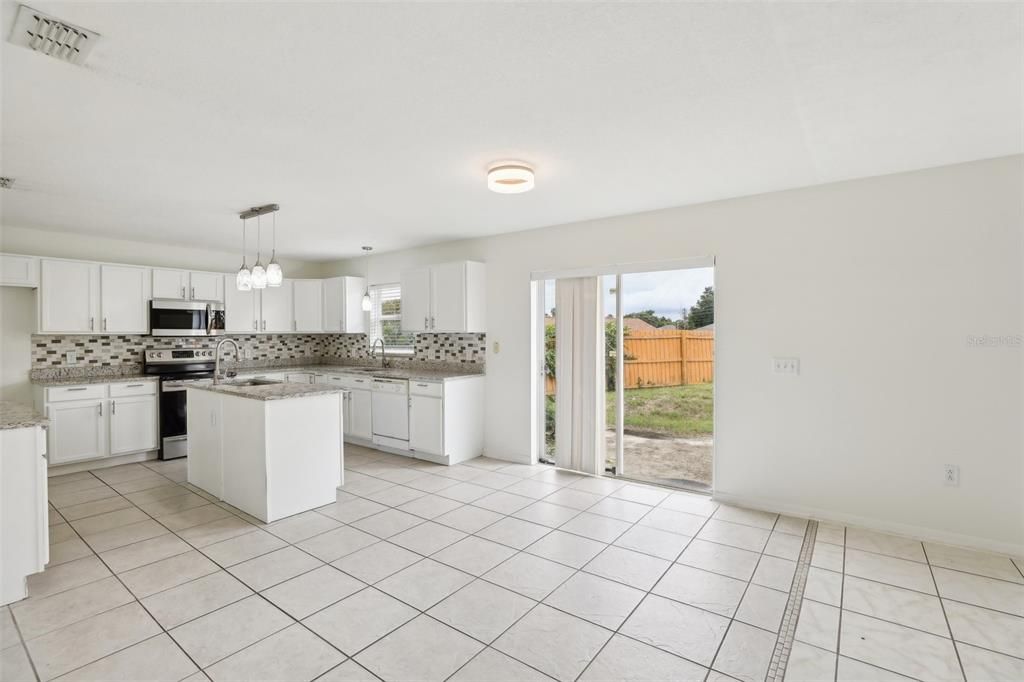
(1, 423, 48, 605)
(186, 387, 223, 498)
(400, 261, 485, 333)
(152, 269, 189, 300)
(285, 373, 315, 384)
(109, 395, 158, 455)
(39, 259, 100, 333)
(100, 265, 151, 333)
(259, 280, 293, 333)
(347, 388, 372, 440)
(0, 254, 39, 287)
(46, 399, 106, 465)
(189, 271, 223, 302)
(292, 280, 323, 332)
(322, 276, 366, 333)
(154, 269, 224, 302)
(409, 393, 443, 456)
(223, 276, 259, 333)
(400, 267, 432, 332)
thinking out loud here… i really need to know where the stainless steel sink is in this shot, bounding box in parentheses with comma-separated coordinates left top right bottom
(224, 378, 283, 387)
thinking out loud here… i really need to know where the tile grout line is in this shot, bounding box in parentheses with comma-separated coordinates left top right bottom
(766, 519, 818, 682)
(922, 543, 969, 682)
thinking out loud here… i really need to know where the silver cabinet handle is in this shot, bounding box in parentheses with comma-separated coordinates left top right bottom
(98, 402, 103, 416)
(102, 318, 107, 331)
(424, 316, 428, 329)
(89, 317, 94, 331)
(253, 320, 258, 331)
(111, 400, 116, 415)
(67, 387, 88, 391)
(261, 320, 266, 331)
(431, 316, 435, 329)
(126, 384, 144, 388)
(181, 286, 186, 299)
(416, 383, 429, 387)
(191, 286, 195, 299)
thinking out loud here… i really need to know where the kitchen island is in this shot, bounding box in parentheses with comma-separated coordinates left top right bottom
(186, 381, 343, 523)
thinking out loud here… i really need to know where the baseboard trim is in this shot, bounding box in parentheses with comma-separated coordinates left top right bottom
(712, 490, 1024, 558)
(48, 450, 158, 477)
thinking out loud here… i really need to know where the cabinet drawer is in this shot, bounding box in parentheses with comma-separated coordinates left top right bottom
(409, 381, 443, 398)
(46, 384, 105, 402)
(109, 381, 157, 397)
(335, 375, 372, 390)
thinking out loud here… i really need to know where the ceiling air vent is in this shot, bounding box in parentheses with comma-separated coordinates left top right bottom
(8, 4, 99, 65)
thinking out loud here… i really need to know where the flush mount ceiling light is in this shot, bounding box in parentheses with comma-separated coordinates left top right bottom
(487, 162, 535, 194)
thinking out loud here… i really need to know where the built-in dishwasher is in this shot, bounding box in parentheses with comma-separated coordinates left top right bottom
(370, 377, 410, 449)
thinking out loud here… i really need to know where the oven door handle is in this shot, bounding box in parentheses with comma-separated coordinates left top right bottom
(162, 385, 188, 392)
(206, 303, 213, 336)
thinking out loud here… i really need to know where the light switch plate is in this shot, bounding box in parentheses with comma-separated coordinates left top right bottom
(64, 351, 77, 365)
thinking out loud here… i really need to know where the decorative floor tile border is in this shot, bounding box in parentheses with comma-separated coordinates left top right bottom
(768, 519, 818, 682)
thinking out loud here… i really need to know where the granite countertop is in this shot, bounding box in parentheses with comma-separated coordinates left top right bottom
(235, 365, 483, 383)
(189, 381, 346, 402)
(32, 375, 158, 388)
(1, 401, 48, 430)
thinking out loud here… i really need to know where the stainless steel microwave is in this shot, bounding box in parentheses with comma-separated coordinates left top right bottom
(149, 299, 226, 337)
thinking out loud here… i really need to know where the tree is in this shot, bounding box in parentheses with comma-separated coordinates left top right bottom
(687, 287, 714, 329)
(624, 310, 674, 328)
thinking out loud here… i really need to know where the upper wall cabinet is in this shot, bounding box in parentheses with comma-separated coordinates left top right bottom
(401, 261, 485, 333)
(39, 260, 150, 334)
(322, 276, 366, 333)
(100, 265, 151, 333)
(153, 269, 224, 302)
(259, 280, 294, 333)
(0, 254, 39, 287)
(40, 260, 101, 333)
(223, 276, 258, 333)
(292, 280, 323, 333)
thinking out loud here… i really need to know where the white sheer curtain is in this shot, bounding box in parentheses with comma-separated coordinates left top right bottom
(554, 277, 605, 475)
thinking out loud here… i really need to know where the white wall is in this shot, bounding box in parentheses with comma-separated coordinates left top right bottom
(0, 225, 322, 277)
(324, 156, 1024, 554)
(0, 287, 36, 404)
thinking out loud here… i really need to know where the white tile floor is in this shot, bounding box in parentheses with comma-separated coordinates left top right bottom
(1, 446, 1022, 681)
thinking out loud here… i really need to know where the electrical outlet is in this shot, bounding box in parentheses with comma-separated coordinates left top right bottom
(493, 341, 500, 354)
(773, 357, 800, 375)
(245, 348, 253, 360)
(64, 351, 77, 365)
(943, 464, 959, 487)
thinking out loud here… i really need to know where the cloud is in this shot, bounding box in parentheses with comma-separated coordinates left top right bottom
(544, 267, 714, 321)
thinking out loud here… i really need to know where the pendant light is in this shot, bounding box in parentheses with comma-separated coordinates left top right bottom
(236, 218, 252, 291)
(251, 214, 267, 289)
(266, 212, 283, 287)
(360, 246, 373, 311)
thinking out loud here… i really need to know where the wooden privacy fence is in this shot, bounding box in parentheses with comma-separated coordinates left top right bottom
(545, 329, 714, 394)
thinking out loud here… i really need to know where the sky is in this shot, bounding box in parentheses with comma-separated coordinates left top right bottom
(544, 267, 714, 321)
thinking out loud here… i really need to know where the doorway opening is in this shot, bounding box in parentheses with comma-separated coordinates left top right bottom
(535, 261, 715, 493)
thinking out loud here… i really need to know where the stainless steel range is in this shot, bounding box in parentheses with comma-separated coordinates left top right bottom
(144, 348, 216, 460)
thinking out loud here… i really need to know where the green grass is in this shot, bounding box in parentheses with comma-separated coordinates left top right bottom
(606, 383, 713, 438)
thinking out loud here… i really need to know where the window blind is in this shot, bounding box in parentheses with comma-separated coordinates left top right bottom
(369, 283, 416, 349)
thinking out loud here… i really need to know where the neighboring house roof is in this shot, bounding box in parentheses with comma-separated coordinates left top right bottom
(603, 315, 658, 331)
(696, 323, 715, 331)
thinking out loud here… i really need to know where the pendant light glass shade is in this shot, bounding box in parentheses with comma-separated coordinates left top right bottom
(236, 218, 252, 291)
(361, 291, 371, 312)
(266, 213, 283, 287)
(251, 215, 267, 289)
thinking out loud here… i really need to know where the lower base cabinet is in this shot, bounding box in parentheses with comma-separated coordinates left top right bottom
(35, 382, 158, 466)
(1, 424, 48, 605)
(409, 393, 443, 456)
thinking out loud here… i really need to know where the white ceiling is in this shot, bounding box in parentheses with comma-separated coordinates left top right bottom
(2, 1, 1021, 261)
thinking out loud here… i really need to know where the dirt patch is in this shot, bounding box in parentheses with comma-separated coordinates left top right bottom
(604, 430, 712, 490)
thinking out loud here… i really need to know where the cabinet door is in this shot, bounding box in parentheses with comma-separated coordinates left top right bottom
(430, 262, 466, 332)
(109, 396, 158, 455)
(259, 280, 293, 333)
(292, 280, 323, 332)
(322, 278, 343, 332)
(48, 400, 106, 464)
(343, 276, 367, 333)
(101, 265, 151, 333)
(0, 254, 38, 287)
(223, 277, 258, 333)
(348, 389, 372, 440)
(341, 392, 352, 437)
(152, 269, 188, 300)
(189, 272, 223, 302)
(410, 394, 443, 455)
(40, 260, 100, 333)
(285, 373, 314, 384)
(400, 267, 431, 332)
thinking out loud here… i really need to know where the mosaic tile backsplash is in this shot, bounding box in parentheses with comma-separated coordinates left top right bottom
(29, 332, 486, 380)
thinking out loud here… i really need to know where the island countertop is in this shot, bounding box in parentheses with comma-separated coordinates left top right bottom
(1, 401, 48, 430)
(187, 381, 346, 401)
